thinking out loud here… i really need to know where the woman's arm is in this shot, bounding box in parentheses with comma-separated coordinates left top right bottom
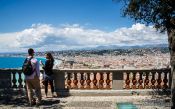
(43, 60, 52, 70)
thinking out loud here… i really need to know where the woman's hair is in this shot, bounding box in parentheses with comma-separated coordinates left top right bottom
(46, 52, 54, 63)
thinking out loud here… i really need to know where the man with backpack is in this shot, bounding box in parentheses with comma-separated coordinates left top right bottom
(23, 48, 42, 106)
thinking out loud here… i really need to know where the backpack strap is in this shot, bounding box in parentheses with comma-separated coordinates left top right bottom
(25, 57, 33, 62)
(27, 57, 37, 75)
(28, 57, 33, 61)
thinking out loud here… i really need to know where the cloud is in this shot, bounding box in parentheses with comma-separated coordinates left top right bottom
(0, 23, 168, 52)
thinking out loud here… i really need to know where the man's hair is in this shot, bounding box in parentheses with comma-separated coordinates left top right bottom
(28, 48, 34, 55)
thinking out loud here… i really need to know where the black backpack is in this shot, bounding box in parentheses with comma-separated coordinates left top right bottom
(22, 57, 34, 76)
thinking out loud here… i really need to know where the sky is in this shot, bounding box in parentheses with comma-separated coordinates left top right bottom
(0, 0, 168, 52)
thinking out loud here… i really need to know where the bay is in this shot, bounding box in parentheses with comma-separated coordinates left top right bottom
(0, 57, 46, 68)
(0, 57, 61, 84)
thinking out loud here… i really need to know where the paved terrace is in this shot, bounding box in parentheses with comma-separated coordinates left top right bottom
(0, 89, 171, 109)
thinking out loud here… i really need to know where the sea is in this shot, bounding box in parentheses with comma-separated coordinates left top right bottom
(0, 57, 61, 83)
(0, 57, 46, 68)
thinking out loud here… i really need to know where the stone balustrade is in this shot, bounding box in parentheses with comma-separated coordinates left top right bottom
(0, 69, 25, 89)
(0, 68, 171, 91)
(54, 69, 171, 91)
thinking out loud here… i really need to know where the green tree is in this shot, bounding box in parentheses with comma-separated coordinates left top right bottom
(115, 0, 175, 108)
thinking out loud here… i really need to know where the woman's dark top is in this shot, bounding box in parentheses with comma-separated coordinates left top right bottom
(42, 59, 54, 76)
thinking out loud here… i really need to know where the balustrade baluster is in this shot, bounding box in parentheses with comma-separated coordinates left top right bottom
(12, 72, 17, 88)
(80, 72, 85, 89)
(151, 72, 156, 89)
(66, 72, 71, 89)
(92, 72, 98, 89)
(99, 72, 104, 89)
(157, 71, 162, 89)
(125, 72, 130, 89)
(109, 72, 113, 89)
(90, 72, 93, 89)
(21, 72, 26, 88)
(106, 72, 111, 89)
(73, 72, 78, 89)
(138, 72, 143, 89)
(163, 71, 168, 88)
(144, 72, 150, 89)
(18, 71, 23, 88)
(86, 72, 91, 89)
(65, 72, 67, 88)
(132, 72, 137, 89)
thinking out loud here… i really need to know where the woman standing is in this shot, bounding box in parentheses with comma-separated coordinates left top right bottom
(40, 52, 55, 97)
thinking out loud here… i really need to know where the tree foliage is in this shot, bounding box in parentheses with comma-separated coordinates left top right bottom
(115, 0, 175, 32)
